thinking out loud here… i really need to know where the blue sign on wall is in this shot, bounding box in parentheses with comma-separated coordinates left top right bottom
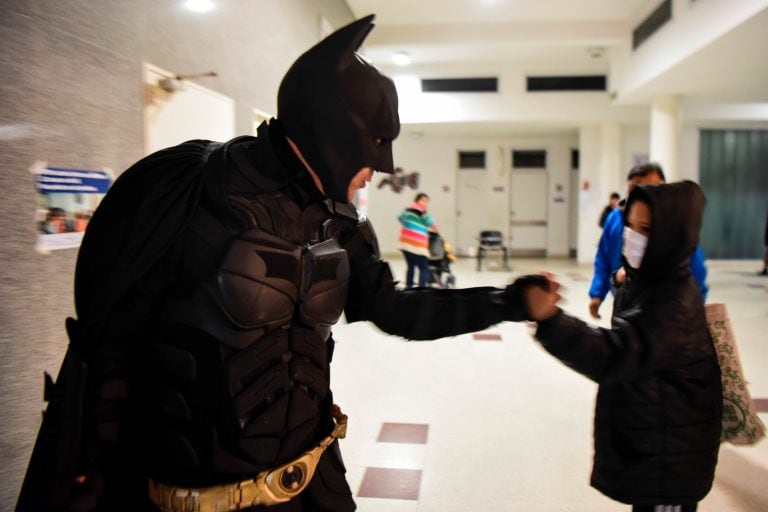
(34, 167, 112, 194)
(31, 163, 113, 253)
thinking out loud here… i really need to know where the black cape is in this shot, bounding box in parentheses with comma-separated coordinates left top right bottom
(17, 138, 222, 510)
(75, 139, 221, 341)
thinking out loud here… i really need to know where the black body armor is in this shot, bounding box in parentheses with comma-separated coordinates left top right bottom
(146, 187, 355, 486)
(133, 128, 365, 510)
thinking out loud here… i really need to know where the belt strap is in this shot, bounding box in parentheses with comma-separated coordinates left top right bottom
(149, 405, 348, 512)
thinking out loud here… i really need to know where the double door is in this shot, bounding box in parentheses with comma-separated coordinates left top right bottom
(456, 155, 548, 257)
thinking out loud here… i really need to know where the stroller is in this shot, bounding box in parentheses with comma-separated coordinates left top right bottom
(428, 231, 457, 288)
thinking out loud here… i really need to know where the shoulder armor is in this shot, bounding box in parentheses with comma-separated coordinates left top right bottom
(324, 199, 360, 222)
(357, 215, 381, 259)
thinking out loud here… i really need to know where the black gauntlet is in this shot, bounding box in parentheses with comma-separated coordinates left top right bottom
(492, 274, 550, 322)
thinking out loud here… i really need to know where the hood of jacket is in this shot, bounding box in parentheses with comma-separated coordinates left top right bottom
(624, 180, 706, 283)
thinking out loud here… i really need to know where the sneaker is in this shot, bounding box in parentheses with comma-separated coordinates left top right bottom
(759, 268, 768, 276)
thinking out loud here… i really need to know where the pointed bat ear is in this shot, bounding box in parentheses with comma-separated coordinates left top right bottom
(322, 15, 375, 69)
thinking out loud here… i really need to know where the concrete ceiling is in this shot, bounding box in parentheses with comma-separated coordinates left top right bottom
(346, 0, 768, 135)
(349, 0, 650, 70)
(621, 5, 768, 104)
(348, 0, 651, 25)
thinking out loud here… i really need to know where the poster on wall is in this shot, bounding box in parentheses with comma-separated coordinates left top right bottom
(31, 161, 113, 253)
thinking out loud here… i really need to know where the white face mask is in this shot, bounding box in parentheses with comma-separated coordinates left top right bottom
(622, 227, 648, 269)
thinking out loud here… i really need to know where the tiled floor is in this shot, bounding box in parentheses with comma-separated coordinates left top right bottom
(332, 256, 768, 512)
(473, 333, 503, 341)
(358, 467, 423, 500)
(377, 423, 430, 444)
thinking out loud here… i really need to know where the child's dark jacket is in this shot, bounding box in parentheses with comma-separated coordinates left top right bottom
(536, 181, 722, 506)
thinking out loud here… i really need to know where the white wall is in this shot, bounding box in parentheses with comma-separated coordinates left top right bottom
(369, 132, 578, 258)
(576, 126, 602, 264)
(372, 126, 655, 263)
(621, 125, 651, 178)
(368, 137, 458, 260)
(680, 127, 701, 183)
(597, 122, 623, 208)
(545, 142, 572, 257)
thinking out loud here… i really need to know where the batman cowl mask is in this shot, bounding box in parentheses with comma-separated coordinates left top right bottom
(277, 14, 400, 203)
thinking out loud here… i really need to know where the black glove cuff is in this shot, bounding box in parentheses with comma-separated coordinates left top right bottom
(492, 274, 549, 322)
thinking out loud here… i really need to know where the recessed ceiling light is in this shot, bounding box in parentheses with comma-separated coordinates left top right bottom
(392, 51, 411, 66)
(185, 0, 215, 12)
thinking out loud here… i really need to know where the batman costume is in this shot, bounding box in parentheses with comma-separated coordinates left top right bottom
(17, 16, 542, 512)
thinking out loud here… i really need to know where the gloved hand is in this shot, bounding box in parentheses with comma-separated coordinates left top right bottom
(496, 274, 551, 321)
(523, 272, 562, 321)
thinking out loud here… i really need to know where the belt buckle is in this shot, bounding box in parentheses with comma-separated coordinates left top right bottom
(257, 407, 347, 503)
(262, 446, 328, 504)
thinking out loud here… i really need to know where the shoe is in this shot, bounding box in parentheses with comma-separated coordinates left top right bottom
(759, 268, 768, 276)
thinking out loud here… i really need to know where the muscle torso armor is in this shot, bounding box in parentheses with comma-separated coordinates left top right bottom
(143, 165, 357, 488)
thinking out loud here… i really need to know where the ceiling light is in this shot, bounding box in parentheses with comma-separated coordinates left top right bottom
(185, 0, 215, 12)
(392, 51, 412, 66)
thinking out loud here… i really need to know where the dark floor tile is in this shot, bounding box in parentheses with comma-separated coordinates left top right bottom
(377, 422, 429, 444)
(474, 333, 502, 341)
(357, 467, 422, 500)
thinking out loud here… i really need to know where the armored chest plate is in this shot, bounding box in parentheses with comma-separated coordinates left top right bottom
(212, 226, 350, 342)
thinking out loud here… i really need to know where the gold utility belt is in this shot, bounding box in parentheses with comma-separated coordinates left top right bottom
(148, 406, 348, 512)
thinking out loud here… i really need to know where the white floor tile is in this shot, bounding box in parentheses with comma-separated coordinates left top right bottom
(332, 256, 768, 512)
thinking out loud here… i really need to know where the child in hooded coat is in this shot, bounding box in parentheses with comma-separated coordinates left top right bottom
(526, 181, 722, 512)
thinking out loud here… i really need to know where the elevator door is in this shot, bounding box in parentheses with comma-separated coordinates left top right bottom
(699, 129, 768, 258)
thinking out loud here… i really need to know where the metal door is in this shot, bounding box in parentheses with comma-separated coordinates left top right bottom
(509, 171, 548, 257)
(456, 170, 488, 256)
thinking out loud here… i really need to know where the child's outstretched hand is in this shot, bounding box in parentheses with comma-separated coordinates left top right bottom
(524, 272, 561, 321)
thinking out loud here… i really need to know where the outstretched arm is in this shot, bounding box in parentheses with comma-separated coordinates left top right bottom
(534, 312, 651, 384)
(527, 275, 651, 384)
(342, 222, 542, 340)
